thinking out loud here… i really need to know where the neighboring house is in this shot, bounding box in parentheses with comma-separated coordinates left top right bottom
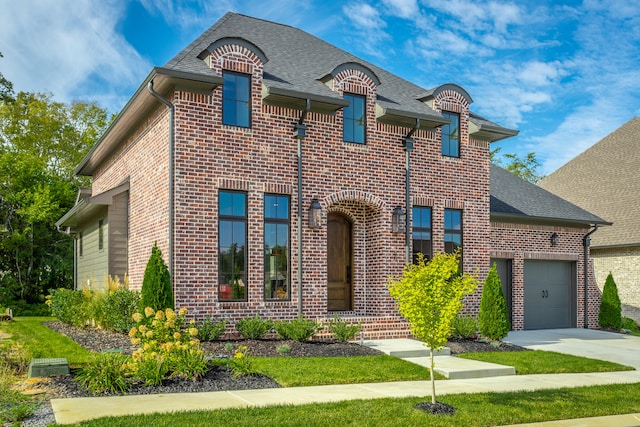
(539, 117, 640, 322)
(56, 13, 607, 336)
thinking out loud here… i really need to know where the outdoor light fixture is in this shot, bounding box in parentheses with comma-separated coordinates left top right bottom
(551, 232, 559, 246)
(308, 198, 322, 228)
(392, 206, 405, 234)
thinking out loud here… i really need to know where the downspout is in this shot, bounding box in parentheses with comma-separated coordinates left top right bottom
(403, 119, 419, 264)
(295, 99, 311, 316)
(582, 224, 599, 328)
(147, 81, 175, 298)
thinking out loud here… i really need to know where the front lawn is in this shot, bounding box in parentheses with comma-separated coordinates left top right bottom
(458, 350, 634, 375)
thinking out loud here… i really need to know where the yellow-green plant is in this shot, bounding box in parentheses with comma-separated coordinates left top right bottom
(129, 307, 207, 382)
(229, 345, 255, 377)
(387, 251, 477, 404)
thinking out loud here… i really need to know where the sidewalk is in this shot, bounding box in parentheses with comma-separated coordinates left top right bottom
(50, 330, 640, 425)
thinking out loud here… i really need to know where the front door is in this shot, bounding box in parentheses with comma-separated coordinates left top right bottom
(327, 212, 352, 311)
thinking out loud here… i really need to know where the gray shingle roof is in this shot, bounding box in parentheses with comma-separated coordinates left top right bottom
(539, 117, 639, 247)
(490, 164, 609, 226)
(164, 12, 513, 135)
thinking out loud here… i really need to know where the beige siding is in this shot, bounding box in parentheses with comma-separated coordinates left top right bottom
(77, 209, 109, 290)
(592, 246, 640, 322)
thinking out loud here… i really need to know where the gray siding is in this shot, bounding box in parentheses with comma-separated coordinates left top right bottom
(77, 208, 109, 289)
(108, 191, 129, 281)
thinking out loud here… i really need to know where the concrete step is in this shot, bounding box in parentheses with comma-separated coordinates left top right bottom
(406, 355, 516, 379)
(361, 338, 515, 379)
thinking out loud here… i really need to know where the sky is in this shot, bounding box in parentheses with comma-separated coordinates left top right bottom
(1, 0, 639, 175)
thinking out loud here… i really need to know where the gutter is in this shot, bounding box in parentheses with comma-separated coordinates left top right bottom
(403, 119, 419, 263)
(582, 224, 599, 328)
(147, 80, 176, 302)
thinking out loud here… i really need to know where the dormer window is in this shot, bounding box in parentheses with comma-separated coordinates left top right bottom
(223, 71, 251, 128)
(343, 93, 365, 144)
(441, 111, 460, 157)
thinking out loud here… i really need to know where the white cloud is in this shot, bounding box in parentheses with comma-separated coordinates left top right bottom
(0, 0, 150, 112)
(341, 2, 391, 58)
(382, 0, 420, 18)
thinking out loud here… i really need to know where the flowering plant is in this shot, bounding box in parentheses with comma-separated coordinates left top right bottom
(129, 307, 208, 382)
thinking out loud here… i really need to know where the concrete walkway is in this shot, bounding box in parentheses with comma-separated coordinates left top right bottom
(50, 329, 640, 425)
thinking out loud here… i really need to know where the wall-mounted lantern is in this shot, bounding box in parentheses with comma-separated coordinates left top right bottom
(551, 232, 559, 247)
(308, 198, 322, 228)
(392, 206, 405, 234)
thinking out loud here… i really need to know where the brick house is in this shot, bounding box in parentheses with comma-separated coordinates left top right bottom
(56, 13, 608, 336)
(539, 117, 640, 322)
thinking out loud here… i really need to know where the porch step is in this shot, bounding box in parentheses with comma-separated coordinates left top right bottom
(28, 358, 70, 378)
(363, 339, 450, 357)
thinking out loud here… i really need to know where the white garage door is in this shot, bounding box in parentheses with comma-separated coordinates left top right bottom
(524, 260, 576, 330)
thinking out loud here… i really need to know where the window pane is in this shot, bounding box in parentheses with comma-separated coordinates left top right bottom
(441, 111, 460, 157)
(343, 93, 365, 144)
(264, 196, 290, 301)
(223, 72, 250, 127)
(219, 191, 247, 301)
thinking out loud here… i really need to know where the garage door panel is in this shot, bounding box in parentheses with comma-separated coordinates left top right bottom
(524, 260, 575, 330)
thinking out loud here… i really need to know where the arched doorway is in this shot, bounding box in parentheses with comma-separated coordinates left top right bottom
(327, 212, 353, 311)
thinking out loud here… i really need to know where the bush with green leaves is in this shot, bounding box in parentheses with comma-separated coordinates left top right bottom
(196, 317, 228, 342)
(451, 315, 479, 339)
(599, 273, 622, 329)
(76, 352, 131, 394)
(140, 243, 173, 311)
(229, 345, 255, 377)
(328, 315, 362, 342)
(235, 315, 273, 339)
(622, 317, 638, 332)
(47, 288, 91, 327)
(98, 288, 141, 333)
(274, 316, 322, 342)
(478, 264, 510, 340)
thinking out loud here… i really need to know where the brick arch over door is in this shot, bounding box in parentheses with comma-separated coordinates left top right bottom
(323, 191, 396, 315)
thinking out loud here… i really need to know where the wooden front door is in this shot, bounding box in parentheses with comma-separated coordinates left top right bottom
(327, 212, 353, 311)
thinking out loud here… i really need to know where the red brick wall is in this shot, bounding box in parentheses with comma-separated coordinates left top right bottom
(491, 221, 600, 330)
(88, 42, 594, 338)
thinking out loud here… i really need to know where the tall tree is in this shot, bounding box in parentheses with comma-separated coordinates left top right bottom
(491, 147, 543, 183)
(0, 90, 109, 307)
(0, 52, 14, 103)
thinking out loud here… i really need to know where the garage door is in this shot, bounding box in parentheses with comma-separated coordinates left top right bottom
(524, 260, 576, 330)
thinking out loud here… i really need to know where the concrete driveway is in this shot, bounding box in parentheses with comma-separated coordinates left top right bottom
(505, 328, 640, 369)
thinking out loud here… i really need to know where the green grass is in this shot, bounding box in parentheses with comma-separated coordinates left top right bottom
(458, 350, 634, 375)
(252, 355, 438, 386)
(71, 383, 640, 427)
(0, 317, 94, 365)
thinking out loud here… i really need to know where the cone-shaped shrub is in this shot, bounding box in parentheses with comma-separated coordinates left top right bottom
(479, 264, 511, 340)
(598, 272, 622, 329)
(140, 242, 173, 311)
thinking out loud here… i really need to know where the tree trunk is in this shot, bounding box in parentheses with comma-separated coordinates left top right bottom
(429, 348, 436, 404)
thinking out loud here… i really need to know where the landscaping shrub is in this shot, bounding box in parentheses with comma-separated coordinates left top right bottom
(196, 317, 228, 342)
(274, 316, 322, 342)
(140, 243, 173, 311)
(621, 317, 638, 332)
(229, 345, 255, 377)
(599, 273, 622, 330)
(76, 352, 131, 394)
(47, 288, 91, 327)
(451, 315, 479, 339)
(478, 264, 510, 340)
(236, 315, 273, 339)
(99, 287, 140, 333)
(328, 315, 362, 342)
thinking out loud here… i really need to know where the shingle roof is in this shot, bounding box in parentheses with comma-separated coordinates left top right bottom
(490, 164, 609, 226)
(164, 12, 513, 136)
(538, 117, 639, 247)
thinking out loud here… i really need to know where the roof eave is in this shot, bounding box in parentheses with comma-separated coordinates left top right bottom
(75, 68, 223, 176)
(376, 106, 449, 130)
(262, 85, 348, 114)
(490, 212, 611, 227)
(470, 122, 519, 142)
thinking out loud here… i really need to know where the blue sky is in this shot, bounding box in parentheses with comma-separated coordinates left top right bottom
(1, 0, 639, 174)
